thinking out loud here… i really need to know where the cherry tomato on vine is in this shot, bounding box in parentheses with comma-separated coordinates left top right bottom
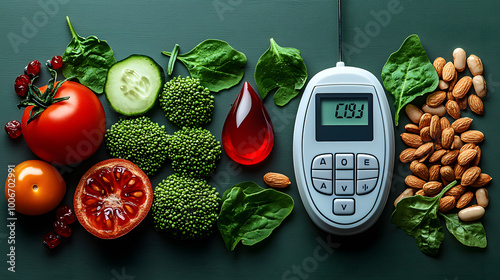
(21, 81, 106, 165)
(5, 160, 66, 215)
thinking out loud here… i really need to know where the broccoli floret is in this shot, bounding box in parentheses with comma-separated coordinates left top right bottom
(152, 174, 220, 240)
(160, 76, 214, 127)
(105, 116, 169, 176)
(168, 127, 221, 178)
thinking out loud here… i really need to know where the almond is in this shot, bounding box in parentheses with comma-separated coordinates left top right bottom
(456, 191, 474, 209)
(429, 115, 441, 139)
(263, 172, 291, 188)
(420, 126, 432, 142)
(441, 150, 459, 166)
(394, 188, 415, 207)
(451, 135, 463, 150)
(399, 148, 417, 163)
(452, 76, 473, 99)
(426, 91, 447, 107)
(470, 173, 492, 188)
(423, 181, 443, 195)
(433, 57, 446, 78)
(461, 166, 481, 186)
(457, 149, 477, 166)
(440, 127, 454, 149)
(415, 189, 426, 196)
(405, 104, 423, 124)
(449, 74, 458, 91)
(404, 123, 420, 134)
(414, 142, 434, 158)
(444, 184, 466, 200)
(438, 196, 456, 213)
(461, 130, 484, 144)
(429, 164, 441, 181)
(428, 149, 447, 163)
(457, 96, 468, 110)
(460, 143, 476, 153)
(446, 100, 461, 119)
(419, 113, 432, 129)
(473, 146, 481, 166)
(405, 175, 426, 189)
(468, 94, 484, 115)
(410, 161, 429, 180)
(418, 147, 434, 163)
(440, 117, 451, 130)
(440, 165, 456, 182)
(400, 133, 424, 148)
(451, 117, 473, 133)
(442, 62, 456, 82)
(454, 163, 469, 180)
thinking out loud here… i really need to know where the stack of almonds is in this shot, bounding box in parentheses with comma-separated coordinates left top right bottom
(395, 48, 492, 222)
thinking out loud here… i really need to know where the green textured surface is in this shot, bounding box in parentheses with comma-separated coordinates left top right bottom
(0, 0, 499, 279)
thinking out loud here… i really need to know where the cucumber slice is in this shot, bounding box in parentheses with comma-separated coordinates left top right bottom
(105, 55, 165, 116)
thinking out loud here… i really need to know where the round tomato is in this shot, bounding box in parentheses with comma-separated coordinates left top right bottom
(21, 81, 106, 165)
(74, 159, 153, 239)
(5, 160, 66, 215)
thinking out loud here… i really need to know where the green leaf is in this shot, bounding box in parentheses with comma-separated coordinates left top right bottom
(62, 16, 116, 94)
(381, 34, 439, 125)
(441, 213, 487, 248)
(391, 181, 456, 256)
(218, 181, 294, 251)
(255, 38, 307, 106)
(162, 39, 246, 92)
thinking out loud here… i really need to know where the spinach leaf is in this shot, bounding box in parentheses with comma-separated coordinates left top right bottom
(255, 38, 307, 106)
(391, 181, 456, 256)
(440, 213, 487, 248)
(381, 34, 439, 125)
(162, 39, 247, 92)
(62, 16, 116, 94)
(218, 181, 294, 251)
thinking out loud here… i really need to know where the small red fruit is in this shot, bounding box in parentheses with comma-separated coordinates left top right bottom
(26, 60, 41, 77)
(53, 220, 72, 238)
(14, 74, 31, 97)
(50, 55, 63, 70)
(4, 120, 22, 139)
(42, 232, 61, 249)
(56, 205, 76, 224)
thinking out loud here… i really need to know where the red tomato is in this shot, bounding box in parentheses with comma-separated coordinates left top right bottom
(5, 160, 66, 215)
(21, 81, 106, 165)
(74, 159, 153, 239)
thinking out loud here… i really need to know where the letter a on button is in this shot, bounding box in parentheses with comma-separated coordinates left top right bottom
(320, 158, 327, 165)
(321, 183, 327, 189)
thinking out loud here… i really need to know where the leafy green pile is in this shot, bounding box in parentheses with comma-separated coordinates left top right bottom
(392, 181, 487, 256)
(218, 181, 294, 251)
(381, 34, 439, 125)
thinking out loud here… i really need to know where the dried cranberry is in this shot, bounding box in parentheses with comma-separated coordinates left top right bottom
(4, 120, 22, 139)
(50, 55, 63, 70)
(56, 205, 76, 224)
(42, 232, 61, 249)
(14, 74, 31, 97)
(53, 220, 72, 238)
(25, 60, 41, 77)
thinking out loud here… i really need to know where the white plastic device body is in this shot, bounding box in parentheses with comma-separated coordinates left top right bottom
(293, 62, 394, 235)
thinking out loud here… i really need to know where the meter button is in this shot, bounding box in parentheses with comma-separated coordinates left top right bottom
(335, 154, 354, 169)
(333, 199, 355, 215)
(335, 170, 354, 180)
(357, 178, 378, 195)
(357, 169, 379, 180)
(335, 180, 354, 195)
(312, 179, 333, 195)
(312, 154, 333, 169)
(357, 154, 379, 170)
(312, 170, 332, 180)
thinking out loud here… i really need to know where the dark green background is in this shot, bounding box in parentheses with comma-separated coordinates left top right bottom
(1, 0, 499, 279)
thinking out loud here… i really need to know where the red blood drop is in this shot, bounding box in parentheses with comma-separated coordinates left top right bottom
(53, 220, 72, 238)
(4, 120, 22, 139)
(56, 205, 76, 224)
(26, 60, 41, 77)
(50, 55, 63, 70)
(14, 74, 30, 97)
(221, 82, 274, 165)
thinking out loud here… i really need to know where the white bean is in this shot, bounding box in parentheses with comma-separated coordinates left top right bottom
(467, 54, 484, 76)
(405, 104, 423, 124)
(394, 188, 414, 207)
(453, 48, 467, 72)
(458, 205, 485, 222)
(438, 80, 449, 90)
(476, 188, 489, 208)
(422, 104, 446, 117)
(472, 75, 487, 98)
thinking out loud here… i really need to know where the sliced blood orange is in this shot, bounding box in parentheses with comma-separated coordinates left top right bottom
(74, 159, 153, 239)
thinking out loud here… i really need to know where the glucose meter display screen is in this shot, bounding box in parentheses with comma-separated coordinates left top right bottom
(320, 99, 369, 126)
